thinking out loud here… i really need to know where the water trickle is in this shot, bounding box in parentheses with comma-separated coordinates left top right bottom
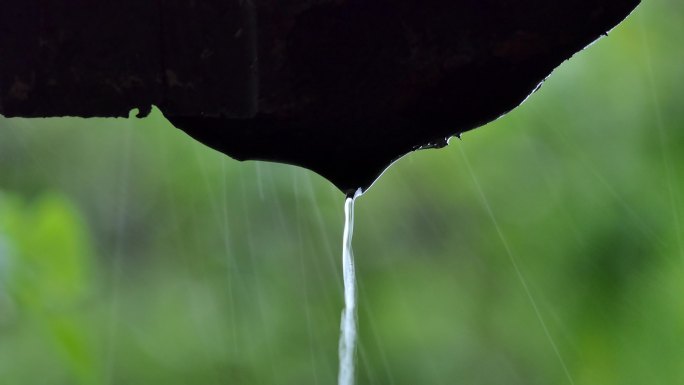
(339, 188, 363, 385)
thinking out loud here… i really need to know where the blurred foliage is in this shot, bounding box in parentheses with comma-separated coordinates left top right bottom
(1, 1, 684, 384)
(0, 193, 96, 384)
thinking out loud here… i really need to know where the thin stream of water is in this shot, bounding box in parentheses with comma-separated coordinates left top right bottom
(339, 189, 362, 385)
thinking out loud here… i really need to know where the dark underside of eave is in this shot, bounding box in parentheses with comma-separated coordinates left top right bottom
(0, 0, 640, 193)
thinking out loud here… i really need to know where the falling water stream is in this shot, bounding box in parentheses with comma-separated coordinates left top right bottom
(339, 188, 362, 385)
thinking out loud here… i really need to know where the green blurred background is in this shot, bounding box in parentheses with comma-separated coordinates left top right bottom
(1, 2, 683, 384)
